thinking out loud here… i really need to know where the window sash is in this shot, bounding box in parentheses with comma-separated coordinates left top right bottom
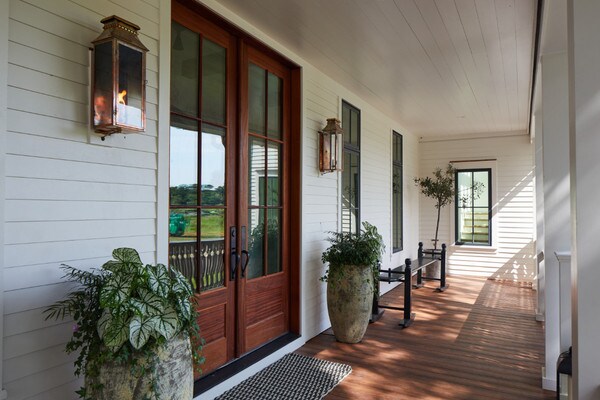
(392, 132, 403, 252)
(455, 169, 491, 246)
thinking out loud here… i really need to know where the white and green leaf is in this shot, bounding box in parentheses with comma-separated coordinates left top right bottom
(176, 297, 192, 321)
(97, 309, 112, 339)
(129, 316, 153, 349)
(100, 273, 132, 308)
(103, 314, 129, 351)
(131, 289, 164, 316)
(112, 248, 143, 266)
(148, 263, 170, 297)
(148, 307, 179, 340)
(170, 268, 193, 297)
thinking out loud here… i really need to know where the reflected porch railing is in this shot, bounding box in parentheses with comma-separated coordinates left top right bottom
(169, 239, 226, 292)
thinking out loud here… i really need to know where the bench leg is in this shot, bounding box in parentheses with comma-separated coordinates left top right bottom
(413, 268, 424, 288)
(436, 244, 449, 292)
(399, 259, 415, 328)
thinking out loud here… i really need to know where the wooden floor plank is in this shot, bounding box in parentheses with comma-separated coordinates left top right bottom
(296, 276, 554, 399)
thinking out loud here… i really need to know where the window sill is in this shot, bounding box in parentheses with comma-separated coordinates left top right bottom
(450, 244, 497, 252)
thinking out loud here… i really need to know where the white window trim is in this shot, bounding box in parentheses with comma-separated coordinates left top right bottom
(450, 160, 498, 251)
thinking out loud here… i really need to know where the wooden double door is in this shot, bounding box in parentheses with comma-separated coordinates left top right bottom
(169, 3, 294, 374)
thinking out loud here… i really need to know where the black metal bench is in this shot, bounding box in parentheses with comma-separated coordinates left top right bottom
(372, 242, 447, 328)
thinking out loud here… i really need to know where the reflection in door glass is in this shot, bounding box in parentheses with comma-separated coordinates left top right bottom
(267, 142, 281, 206)
(169, 208, 197, 286)
(202, 39, 226, 124)
(267, 72, 282, 139)
(170, 117, 198, 206)
(201, 124, 226, 206)
(170, 22, 199, 117)
(266, 209, 281, 275)
(247, 208, 264, 279)
(248, 63, 266, 134)
(200, 209, 225, 290)
(248, 138, 266, 206)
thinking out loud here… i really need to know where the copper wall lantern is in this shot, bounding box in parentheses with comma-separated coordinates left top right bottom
(319, 118, 344, 173)
(92, 15, 148, 136)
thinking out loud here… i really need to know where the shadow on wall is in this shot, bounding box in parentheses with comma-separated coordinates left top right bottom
(449, 241, 536, 282)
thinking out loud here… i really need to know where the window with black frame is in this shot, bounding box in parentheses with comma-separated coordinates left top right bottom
(392, 131, 403, 252)
(341, 101, 360, 234)
(455, 169, 491, 245)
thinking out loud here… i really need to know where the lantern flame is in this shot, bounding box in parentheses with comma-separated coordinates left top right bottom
(117, 89, 127, 105)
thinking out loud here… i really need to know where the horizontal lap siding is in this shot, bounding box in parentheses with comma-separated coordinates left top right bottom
(419, 135, 535, 282)
(4, 0, 160, 398)
(301, 67, 421, 339)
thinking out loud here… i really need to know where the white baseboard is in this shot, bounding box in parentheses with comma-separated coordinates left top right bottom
(197, 337, 306, 400)
(543, 376, 557, 391)
(536, 313, 545, 322)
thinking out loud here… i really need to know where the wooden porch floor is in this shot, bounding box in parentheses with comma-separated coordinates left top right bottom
(295, 276, 554, 399)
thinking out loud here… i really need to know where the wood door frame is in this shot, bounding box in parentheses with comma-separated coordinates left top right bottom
(171, 1, 239, 374)
(173, 0, 301, 370)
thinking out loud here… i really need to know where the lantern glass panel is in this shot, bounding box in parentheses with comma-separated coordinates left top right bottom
(93, 41, 114, 127)
(321, 132, 331, 171)
(117, 43, 144, 129)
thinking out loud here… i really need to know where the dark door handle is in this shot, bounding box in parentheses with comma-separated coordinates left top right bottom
(230, 251, 240, 281)
(241, 250, 250, 278)
(230, 227, 239, 281)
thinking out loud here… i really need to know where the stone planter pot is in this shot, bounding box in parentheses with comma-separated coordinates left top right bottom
(327, 264, 374, 343)
(87, 333, 193, 400)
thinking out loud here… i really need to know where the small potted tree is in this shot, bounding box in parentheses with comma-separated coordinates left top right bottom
(45, 248, 203, 400)
(321, 222, 384, 343)
(414, 164, 457, 251)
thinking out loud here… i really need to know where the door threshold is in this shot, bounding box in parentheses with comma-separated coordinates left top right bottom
(194, 333, 301, 396)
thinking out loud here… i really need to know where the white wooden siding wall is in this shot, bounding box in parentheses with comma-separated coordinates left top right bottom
(300, 66, 422, 339)
(418, 135, 536, 282)
(4, 0, 161, 398)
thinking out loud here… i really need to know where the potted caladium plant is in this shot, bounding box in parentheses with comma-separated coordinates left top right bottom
(45, 248, 202, 400)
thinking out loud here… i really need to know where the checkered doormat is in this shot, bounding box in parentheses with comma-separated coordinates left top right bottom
(215, 353, 352, 400)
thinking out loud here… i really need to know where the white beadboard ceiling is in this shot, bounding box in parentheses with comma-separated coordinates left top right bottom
(216, 0, 537, 138)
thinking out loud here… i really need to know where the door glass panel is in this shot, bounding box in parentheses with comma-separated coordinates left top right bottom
(457, 172, 472, 207)
(457, 207, 470, 243)
(201, 123, 226, 206)
(342, 152, 359, 233)
(342, 106, 350, 145)
(249, 138, 266, 206)
(248, 63, 266, 134)
(171, 22, 199, 116)
(200, 209, 225, 291)
(247, 208, 265, 279)
(170, 116, 198, 206)
(267, 142, 281, 206)
(202, 39, 226, 125)
(267, 72, 282, 139)
(473, 171, 489, 207)
(266, 209, 281, 275)
(350, 108, 358, 146)
(169, 208, 198, 285)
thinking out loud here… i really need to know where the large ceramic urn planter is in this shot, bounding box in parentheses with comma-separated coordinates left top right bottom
(327, 264, 374, 343)
(87, 333, 193, 400)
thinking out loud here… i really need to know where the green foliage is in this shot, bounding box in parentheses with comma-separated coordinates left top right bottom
(414, 164, 456, 249)
(321, 222, 385, 294)
(414, 164, 456, 210)
(44, 248, 203, 400)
